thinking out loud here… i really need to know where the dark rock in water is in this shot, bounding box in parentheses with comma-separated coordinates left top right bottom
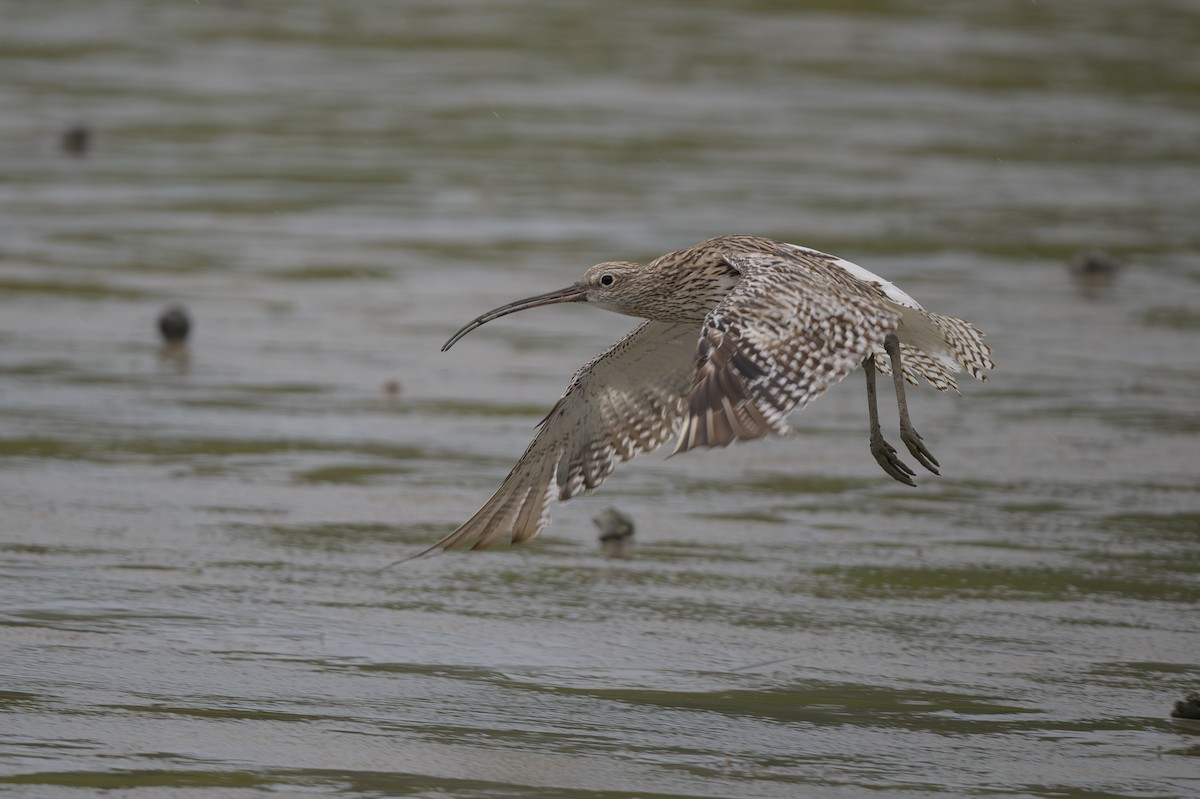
(1070, 250, 1113, 297)
(1068, 251, 1120, 295)
(1070, 251, 1121, 277)
(594, 507, 635, 559)
(61, 123, 91, 157)
(1172, 693, 1200, 720)
(158, 305, 192, 343)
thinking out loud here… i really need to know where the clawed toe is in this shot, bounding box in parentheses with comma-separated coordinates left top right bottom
(900, 427, 940, 475)
(871, 435, 916, 487)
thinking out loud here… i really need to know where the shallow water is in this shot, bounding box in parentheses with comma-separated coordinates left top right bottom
(2, 1, 1199, 797)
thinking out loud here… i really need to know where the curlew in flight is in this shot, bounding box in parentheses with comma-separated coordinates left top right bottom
(421, 235, 993, 554)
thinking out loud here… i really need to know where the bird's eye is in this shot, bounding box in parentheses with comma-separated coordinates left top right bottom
(600, 274, 615, 286)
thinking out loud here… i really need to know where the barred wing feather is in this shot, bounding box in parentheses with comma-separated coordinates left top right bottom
(419, 320, 697, 553)
(675, 252, 902, 453)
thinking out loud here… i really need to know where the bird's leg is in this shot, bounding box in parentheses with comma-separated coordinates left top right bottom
(884, 333, 940, 475)
(865, 352, 916, 486)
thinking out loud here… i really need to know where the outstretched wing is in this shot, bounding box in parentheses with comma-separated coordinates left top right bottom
(420, 320, 698, 554)
(675, 251, 902, 453)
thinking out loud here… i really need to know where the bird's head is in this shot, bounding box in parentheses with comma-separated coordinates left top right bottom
(578, 260, 644, 314)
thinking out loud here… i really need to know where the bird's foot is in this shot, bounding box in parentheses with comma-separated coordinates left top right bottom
(870, 433, 916, 487)
(900, 426, 940, 475)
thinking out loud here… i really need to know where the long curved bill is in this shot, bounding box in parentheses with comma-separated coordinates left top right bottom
(442, 283, 587, 351)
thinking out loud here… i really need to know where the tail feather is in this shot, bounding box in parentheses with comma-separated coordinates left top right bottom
(928, 311, 995, 382)
(878, 306, 994, 392)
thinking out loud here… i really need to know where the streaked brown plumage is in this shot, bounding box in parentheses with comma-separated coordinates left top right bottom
(419, 235, 994, 555)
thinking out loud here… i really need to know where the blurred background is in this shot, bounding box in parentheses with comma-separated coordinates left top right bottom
(2, 1, 1198, 797)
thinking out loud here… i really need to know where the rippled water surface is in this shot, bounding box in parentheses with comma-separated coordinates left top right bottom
(2, 2, 1199, 797)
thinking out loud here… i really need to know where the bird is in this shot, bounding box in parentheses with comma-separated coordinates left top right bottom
(418, 235, 994, 556)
